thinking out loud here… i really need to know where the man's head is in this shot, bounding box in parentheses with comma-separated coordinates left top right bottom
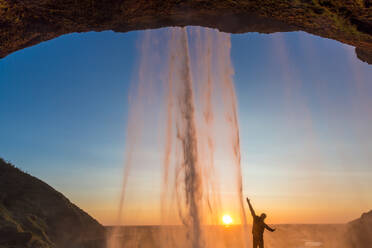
(260, 213, 267, 220)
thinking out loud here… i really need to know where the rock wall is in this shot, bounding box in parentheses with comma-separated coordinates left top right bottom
(0, 0, 371, 64)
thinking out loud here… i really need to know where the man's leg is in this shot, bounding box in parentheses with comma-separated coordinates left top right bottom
(258, 237, 264, 248)
(253, 238, 258, 248)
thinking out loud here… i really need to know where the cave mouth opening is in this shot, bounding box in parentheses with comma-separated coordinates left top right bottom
(1, 16, 372, 247)
(1, 26, 371, 226)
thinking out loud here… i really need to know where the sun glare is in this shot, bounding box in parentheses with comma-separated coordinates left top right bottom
(222, 214, 233, 225)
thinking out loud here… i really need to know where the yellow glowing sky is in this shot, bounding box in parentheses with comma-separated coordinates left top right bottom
(72, 161, 371, 226)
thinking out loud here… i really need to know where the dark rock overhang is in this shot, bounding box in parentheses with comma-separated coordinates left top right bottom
(0, 0, 371, 64)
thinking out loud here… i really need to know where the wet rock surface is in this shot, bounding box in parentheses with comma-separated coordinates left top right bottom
(0, 0, 371, 64)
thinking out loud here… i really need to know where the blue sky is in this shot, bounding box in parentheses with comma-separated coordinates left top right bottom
(1, 28, 371, 224)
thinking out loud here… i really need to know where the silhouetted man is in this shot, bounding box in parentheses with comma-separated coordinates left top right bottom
(246, 197, 275, 248)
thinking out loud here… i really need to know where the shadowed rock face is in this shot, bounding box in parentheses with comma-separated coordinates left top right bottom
(0, 158, 105, 248)
(347, 210, 372, 248)
(0, 0, 371, 64)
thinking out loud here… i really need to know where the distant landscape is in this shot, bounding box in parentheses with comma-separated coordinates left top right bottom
(106, 225, 346, 248)
(1, 158, 371, 248)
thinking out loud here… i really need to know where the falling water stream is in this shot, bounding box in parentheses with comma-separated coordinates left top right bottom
(108, 26, 248, 248)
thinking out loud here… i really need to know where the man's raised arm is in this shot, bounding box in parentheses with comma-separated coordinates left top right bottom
(246, 197, 256, 217)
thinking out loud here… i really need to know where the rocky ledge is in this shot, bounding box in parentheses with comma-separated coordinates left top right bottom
(0, 0, 371, 64)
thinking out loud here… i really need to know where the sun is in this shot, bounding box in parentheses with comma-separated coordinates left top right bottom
(222, 214, 233, 225)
